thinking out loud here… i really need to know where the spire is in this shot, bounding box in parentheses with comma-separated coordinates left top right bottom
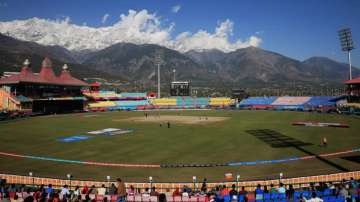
(20, 59, 32, 76)
(41, 57, 52, 68)
(39, 57, 56, 81)
(23, 59, 30, 67)
(62, 64, 69, 71)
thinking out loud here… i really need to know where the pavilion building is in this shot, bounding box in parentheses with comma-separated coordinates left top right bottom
(0, 58, 88, 113)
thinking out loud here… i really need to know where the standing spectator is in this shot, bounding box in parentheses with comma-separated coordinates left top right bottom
(82, 185, 89, 195)
(172, 188, 181, 197)
(201, 178, 207, 193)
(116, 178, 126, 202)
(278, 183, 286, 194)
(46, 184, 54, 196)
(89, 185, 97, 195)
(238, 186, 248, 202)
(150, 187, 159, 196)
(255, 184, 263, 200)
(287, 184, 295, 200)
(60, 185, 70, 199)
(73, 186, 80, 197)
(108, 184, 117, 195)
(270, 184, 277, 193)
(263, 185, 269, 194)
(229, 184, 238, 201)
(97, 184, 106, 196)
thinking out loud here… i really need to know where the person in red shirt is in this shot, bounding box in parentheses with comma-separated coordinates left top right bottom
(172, 188, 181, 197)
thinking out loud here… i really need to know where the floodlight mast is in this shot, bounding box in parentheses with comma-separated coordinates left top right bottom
(155, 51, 163, 98)
(338, 28, 355, 80)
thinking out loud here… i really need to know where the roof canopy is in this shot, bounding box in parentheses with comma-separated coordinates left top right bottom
(0, 58, 88, 87)
(344, 76, 360, 85)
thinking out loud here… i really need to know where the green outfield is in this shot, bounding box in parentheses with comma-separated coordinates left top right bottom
(0, 110, 359, 182)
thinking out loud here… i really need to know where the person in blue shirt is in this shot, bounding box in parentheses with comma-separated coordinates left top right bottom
(46, 184, 53, 196)
(255, 184, 264, 200)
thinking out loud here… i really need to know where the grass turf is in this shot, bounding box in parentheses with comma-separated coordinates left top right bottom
(0, 110, 359, 182)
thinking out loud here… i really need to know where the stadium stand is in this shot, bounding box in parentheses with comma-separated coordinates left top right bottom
(239, 96, 337, 111)
(239, 97, 278, 109)
(150, 98, 177, 107)
(0, 172, 359, 202)
(209, 98, 235, 107)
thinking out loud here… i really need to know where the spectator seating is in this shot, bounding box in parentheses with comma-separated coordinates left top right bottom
(175, 97, 210, 108)
(239, 97, 278, 109)
(150, 98, 177, 106)
(209, 98, 235, 106)
(271, 96, 311, 106)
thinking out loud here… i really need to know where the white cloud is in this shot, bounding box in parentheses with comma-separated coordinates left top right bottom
(0, 9, 262, 52)
(255, 30, 264, 35)
(101, 13, 110, 24)
(171, 5, 181, 13)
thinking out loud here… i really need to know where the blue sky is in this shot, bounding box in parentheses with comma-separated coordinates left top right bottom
(0, 0, 359, 66)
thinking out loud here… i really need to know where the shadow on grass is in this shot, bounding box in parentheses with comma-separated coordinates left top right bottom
(246, 129, 349, 172)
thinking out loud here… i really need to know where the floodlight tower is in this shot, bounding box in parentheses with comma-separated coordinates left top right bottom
(155, 50, 163, 98)
(338, 28, 355, 80)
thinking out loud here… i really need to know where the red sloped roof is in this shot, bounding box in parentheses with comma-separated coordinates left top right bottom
(344, 76, 360, 85)
(58, 68, 88, 86)
(0, 58, 88, 87)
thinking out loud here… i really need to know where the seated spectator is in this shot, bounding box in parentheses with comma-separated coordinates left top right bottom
(304, 192, 323, 202)
(89, 185, 97, 195)
(97, 184, 106, 196)
(255, 184, 263, 200)
(172, 188, 181, 197)
(278, 183, 286, 194)
(158, 193, 167, 202)
(1, 192, 11, 202)
(181, 190, 189, 198)
(127, 185, 135, 196)
(150, 187, 159, 196)
(142, 188, 150, 197)
(23, 195, 34, 202)
(10, 194, 19, 202)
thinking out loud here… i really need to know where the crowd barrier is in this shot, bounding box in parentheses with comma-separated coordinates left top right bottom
(1, 171, 359, 191)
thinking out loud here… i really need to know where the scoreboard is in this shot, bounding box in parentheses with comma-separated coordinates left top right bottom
(170, 81, 190, 96)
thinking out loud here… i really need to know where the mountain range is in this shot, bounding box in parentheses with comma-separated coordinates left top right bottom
(0, 33, 358, 89)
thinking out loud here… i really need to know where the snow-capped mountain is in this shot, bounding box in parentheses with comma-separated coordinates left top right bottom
(0, 10, 261, 52)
